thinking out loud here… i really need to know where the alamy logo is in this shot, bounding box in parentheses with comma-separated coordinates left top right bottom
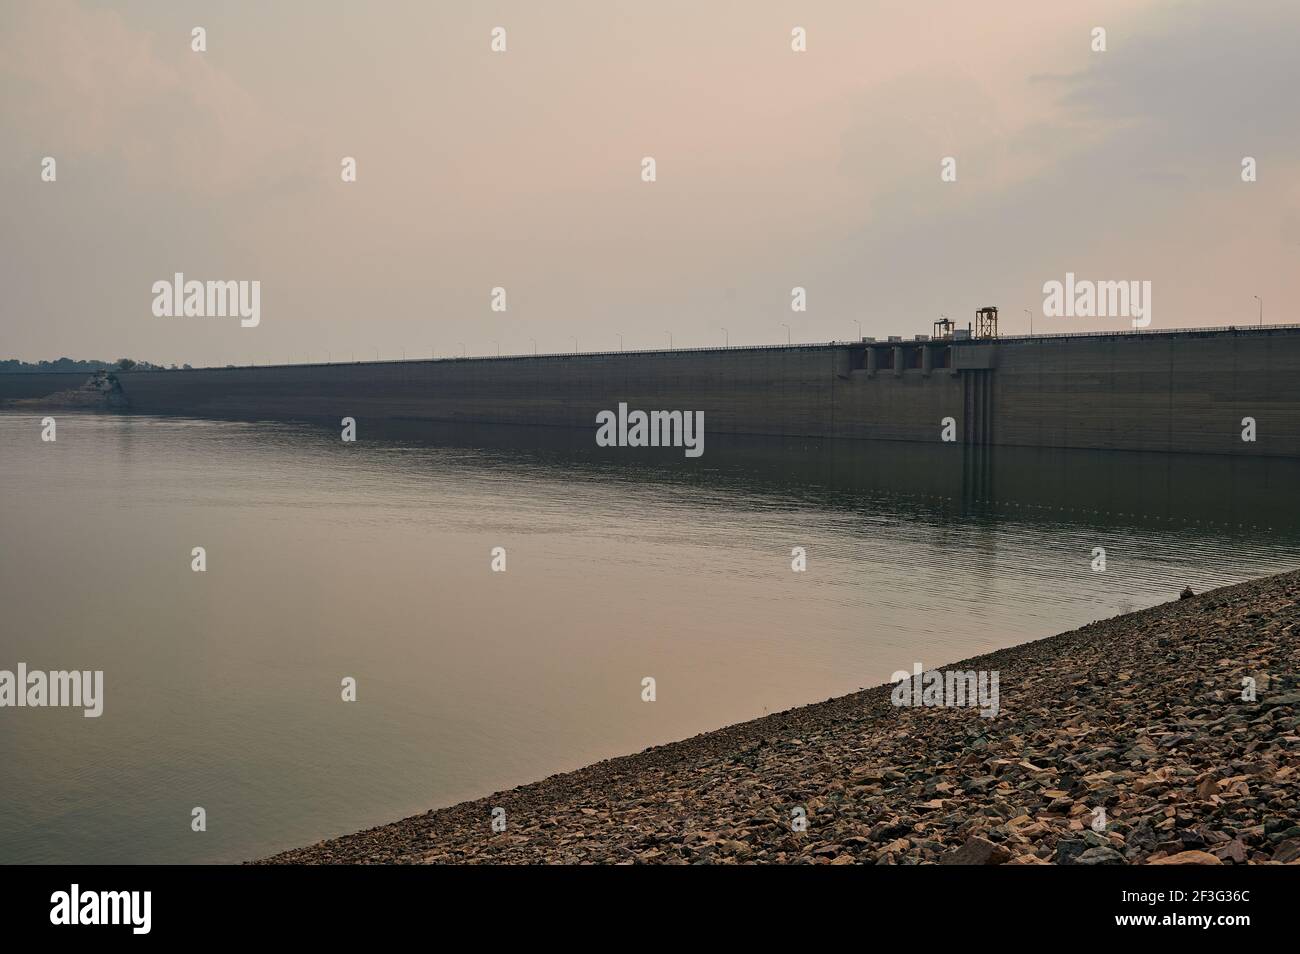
(0, 664, 103, 717)
(890, 661, 999, 718)
(1042, 272, 1151, 328)
(50, 884, 150, 934)
(151, 273, 261, 328)
(596, 402, 704, 458)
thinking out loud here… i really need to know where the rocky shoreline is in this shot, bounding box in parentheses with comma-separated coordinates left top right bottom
(260, 571, 1300, 864)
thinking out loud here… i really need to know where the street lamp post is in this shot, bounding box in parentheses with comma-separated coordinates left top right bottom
(666, 331, 673, 349)
(721, 327, 729, 346)
(571, 336, 578, 352)
(530, 338, 537, 355)
(1255, 295, 1263, 327)
(781, 322, 791, 345)
(853, 319, 861, 340)
(1024, 308, 1033, 336)
(617, 333, 624, 351)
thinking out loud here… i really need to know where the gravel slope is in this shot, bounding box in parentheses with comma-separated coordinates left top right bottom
(259, 571, 1300, 865)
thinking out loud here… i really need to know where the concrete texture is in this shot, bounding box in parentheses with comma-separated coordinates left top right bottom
(4, 326, 1298, 457)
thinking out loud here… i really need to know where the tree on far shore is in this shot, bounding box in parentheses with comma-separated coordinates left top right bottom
(0, 356, 177, 372)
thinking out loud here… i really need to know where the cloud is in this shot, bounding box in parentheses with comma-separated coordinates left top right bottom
(0, 0, 313, 200)
(1039, 0, 1300, 178)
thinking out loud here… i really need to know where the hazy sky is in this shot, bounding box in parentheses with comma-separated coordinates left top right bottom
(2, 0, 1297, 366)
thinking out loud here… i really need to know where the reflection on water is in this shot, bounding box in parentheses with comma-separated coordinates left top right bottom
(2, 410, 1298, 863)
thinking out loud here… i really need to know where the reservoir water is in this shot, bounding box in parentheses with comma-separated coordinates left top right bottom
(2, 409, 1299, 863)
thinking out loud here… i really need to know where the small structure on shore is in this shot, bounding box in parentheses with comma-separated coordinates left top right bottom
(1180, 585, 1194, 600)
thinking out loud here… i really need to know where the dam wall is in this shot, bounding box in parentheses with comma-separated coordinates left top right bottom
(0, 372, 93, 400)
(26, 346, 960, 441)
(993, 329, 1300, 456)
(3, 325, 1298, 457)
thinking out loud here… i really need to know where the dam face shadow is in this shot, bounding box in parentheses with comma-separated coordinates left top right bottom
(327, 418, 1300, 536)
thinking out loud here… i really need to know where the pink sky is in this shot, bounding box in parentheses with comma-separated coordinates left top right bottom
(2, 0, 1297, 365)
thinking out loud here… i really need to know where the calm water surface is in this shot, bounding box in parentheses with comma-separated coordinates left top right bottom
(2, 410, 1299, 863)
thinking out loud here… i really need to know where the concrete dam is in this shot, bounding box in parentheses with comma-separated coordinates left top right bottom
(5, 324, 1300, 458)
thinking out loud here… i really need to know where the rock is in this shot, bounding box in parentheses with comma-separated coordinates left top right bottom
(964, 776, 998, 793)
(1054, 839, 1088, 865)
(720, 839, 752, 860)
(1128, 819, 1159, 852)
(1180, 586, 1194, 600)
(1260, 692, 1300, 710)
(1273, 839, 1300, 863)
(871, 821, 912, 840)
(1082, 830, 1111, 849)
(1123, 743, 1158, 763)
(1075, 846, 1125, 865)
(939, 836, 1012, 865)
(1213, 840, 1248, 864)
